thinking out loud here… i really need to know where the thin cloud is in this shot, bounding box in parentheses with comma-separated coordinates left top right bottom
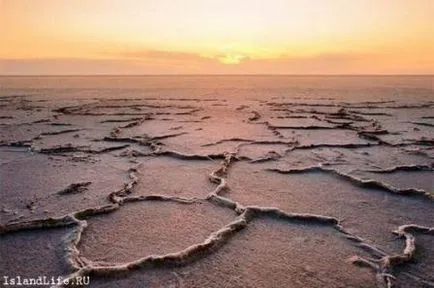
(120, 50, 211, 62)
(1, 51, 433, 75)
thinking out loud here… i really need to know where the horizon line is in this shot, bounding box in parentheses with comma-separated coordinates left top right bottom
(1, 74, 433, 77)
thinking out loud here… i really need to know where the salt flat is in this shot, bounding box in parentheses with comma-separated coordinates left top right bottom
(0, 76, 433, 288)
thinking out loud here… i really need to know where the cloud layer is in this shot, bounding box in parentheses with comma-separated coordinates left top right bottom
(1, 49, 433, 75)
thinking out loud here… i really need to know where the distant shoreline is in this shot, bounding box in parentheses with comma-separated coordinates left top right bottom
(1, 74, 433, 77)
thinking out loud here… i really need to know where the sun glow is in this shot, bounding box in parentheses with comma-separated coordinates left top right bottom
(218, 53, 247, 65)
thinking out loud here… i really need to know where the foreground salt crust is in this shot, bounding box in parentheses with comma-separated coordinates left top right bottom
(0, 92, 433, 287)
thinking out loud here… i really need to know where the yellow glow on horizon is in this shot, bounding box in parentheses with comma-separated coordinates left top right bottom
(1, 0, 433, 74)
(218, 54, 247, 65)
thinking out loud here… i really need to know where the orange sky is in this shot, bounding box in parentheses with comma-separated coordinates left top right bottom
(1, 0, 433, 75)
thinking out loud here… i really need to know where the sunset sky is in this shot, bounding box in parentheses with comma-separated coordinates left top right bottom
(1, 0, 433, 75)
